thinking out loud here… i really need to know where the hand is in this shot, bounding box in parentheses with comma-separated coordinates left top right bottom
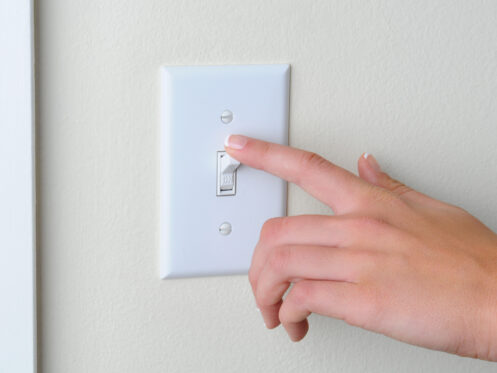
(225, 134, 497, 361)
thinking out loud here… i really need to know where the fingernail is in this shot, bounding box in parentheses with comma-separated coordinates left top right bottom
(225, 134, 248, 150)
(364, 153, 381, 172)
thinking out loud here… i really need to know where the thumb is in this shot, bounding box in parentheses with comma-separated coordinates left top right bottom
(358, 153, 414, 198)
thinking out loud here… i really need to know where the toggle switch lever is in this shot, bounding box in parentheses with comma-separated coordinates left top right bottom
(217, 151, 241, 196)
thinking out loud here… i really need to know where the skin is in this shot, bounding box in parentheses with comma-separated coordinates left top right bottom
(224, 134, 497, 361)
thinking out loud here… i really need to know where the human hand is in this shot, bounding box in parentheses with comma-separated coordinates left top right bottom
(225, 134, 497, 361)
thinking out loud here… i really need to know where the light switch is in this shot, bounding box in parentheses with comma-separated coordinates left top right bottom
(160, 64, 290, 278)
(217, 151, 241, 196)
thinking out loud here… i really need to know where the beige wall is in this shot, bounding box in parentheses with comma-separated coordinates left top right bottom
(37, 1, 497, 371)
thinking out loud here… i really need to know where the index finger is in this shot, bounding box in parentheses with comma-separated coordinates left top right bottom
(225, 135, 369, 214)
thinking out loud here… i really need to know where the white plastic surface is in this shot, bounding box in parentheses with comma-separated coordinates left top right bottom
(160, 64, 290, 278)
(0, 0, 36, 371)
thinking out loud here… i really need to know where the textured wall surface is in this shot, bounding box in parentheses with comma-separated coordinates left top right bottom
(37, 1, 497, 372)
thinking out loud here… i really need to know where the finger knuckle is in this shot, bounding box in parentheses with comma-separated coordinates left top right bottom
(355, 184, 389, 210)
(260, 218, 282, 241)
(348, 216, 386, 232)
(301, 151, 326, 168)
(256, 290, 273, 308)
(267, 246, 292, 274)
(257, 142, 273, 169)
(349, 287, 383, 328)
(304, 152, 329, 170)
(295, 152, 330, 181)
(347, 250, 383, 280)
(260, 217, 292, 243)
(389, 251, 411, 269)
(379, 189, 410, 211)
(287, 281, 313, 308)
(385, 176, 412, 197)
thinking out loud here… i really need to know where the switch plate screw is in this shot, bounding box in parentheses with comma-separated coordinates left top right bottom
(220, 110, 233, 124)
(219, 222, 232, 235)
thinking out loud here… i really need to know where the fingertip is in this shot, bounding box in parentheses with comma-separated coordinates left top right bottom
(365, 153, 381, 172)
(358, 152, 382, 184)
(358, 153, 372, 169)
(262, 312, 279, 329)
(263, 315, 281, 329)
(358, 153, 373, 181)
(224, 145, 239, 159)
(259, 302, 283, 330)
(267, 321, 281, 330)
(224, 134, 248, 150)
(284, 320, 309, 342)
(224, 134, 231, 148)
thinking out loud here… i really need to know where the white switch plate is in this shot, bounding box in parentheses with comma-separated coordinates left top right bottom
(160, 64, 290, 279)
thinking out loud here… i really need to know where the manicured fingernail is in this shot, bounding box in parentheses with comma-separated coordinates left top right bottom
(364, 153, 381, 172)
(225, 134, 248, 150)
